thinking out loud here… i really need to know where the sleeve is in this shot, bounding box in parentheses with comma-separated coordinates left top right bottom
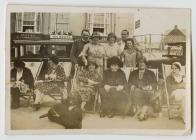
(25, 69, 34, 89)
(117, 46, 123, 56)
(118, 71, 127, 86)
(79, 43, 89, 57)
(128, 70, 135, 86)
(120, 51, 125, 63)
(77, 70, 88, 83)
(56, 66, 66, 81)
(70, 41, 78, 64)
(102, 71, 108, 86)
(149, 71, 158, 90)
(95, 73, 102, 83)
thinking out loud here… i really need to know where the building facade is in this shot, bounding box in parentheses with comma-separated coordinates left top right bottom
(11, 12, 134, 37)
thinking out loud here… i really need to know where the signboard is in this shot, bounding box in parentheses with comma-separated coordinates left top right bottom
(50, 35, 73, 39)
(169, 46, 183, 56)
(135, 20, 140, 29)
(11, 33, 49, 40)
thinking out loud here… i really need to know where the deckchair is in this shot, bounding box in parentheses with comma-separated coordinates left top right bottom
(162, 63, 186, 119)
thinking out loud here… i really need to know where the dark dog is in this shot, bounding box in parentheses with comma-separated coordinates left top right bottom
(40, 96, 83, 129)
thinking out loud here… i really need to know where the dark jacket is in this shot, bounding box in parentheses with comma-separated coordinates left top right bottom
(11, 67, 34, 89)
(103, 69, 127, 87)
(70, 39, 89, 65)
(128, 69, 157, 90)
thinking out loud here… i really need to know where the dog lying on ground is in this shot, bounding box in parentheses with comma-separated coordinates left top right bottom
(137, 105, 159, 121)
(40, 96, 83, 129)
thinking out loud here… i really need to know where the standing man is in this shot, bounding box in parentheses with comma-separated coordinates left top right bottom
(68, 29, 90, 94)
(118, 30, 129, 52)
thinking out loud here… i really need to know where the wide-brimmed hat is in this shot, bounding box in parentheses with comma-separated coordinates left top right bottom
(107, 56, 123, 68)
(107, 32, 117, 41)
(14, 59, 25, 69)
(91, 32, 101, 39)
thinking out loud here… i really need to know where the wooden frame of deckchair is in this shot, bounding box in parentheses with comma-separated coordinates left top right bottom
(20, 61, 44, 106)
(162, 63, 171, 119)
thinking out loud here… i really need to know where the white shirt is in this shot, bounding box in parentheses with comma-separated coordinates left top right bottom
(118, 40, 126, 52)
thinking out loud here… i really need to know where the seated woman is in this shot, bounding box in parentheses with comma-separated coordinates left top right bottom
(128, 57, 158, 120)
(34, 55, 67, 110)
(166, 62, 185, 121)
(72, 61, 102, 111)
(121, 38, 143, 68)
(11, 60, 34, 109)
(99, 57, 128, 118)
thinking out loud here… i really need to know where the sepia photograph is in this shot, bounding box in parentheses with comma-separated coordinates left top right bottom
(5, 5, 192, 135)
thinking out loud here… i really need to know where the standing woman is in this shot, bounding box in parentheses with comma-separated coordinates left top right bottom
(79, 32, 105, 74)
(121, 38, 142, 68)
(34, 55, 67, 110)
(104, 33, 122, 59)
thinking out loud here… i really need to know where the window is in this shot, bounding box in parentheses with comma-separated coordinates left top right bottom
(16, 12, 42, 33)
(86, 13, 111, 36)
(56, 13, 69, 33)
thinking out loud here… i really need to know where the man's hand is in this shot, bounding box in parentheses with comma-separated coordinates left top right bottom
(130, 85, 135, 92)
(116, 85, 124, 91)
(142, 85, 152, 90)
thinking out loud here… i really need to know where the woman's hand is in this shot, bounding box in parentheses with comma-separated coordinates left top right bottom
(87, 79, 99, 85)
(48, 74, 57, 81)
(142, 85, 152, 90)
(104, 85, 111, 92)
(116, 85, 124, 91)
(130, 85, 135, 92)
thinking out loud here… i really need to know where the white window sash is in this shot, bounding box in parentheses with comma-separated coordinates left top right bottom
(16, 13, 42, 33)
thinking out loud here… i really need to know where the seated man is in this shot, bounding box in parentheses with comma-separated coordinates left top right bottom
(11, 60, 34, 109)
(99, 57, 128, 118)
(128, 57, 159, 120)
(72, 61, 102, 111)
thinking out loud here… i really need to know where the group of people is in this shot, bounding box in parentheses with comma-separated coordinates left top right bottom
(10, 28, 186, 128)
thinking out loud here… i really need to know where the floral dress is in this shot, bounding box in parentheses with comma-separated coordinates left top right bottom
(35, 65, 66, 95)
(80, 42, 106, 67)
(72, 69, 102, 102)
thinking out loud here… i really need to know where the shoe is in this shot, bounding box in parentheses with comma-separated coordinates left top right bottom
(34, 103, 41, 111)
(107, 113, 114, 118)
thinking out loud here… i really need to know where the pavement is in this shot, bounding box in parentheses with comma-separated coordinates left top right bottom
(11, 98, 185, 130)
